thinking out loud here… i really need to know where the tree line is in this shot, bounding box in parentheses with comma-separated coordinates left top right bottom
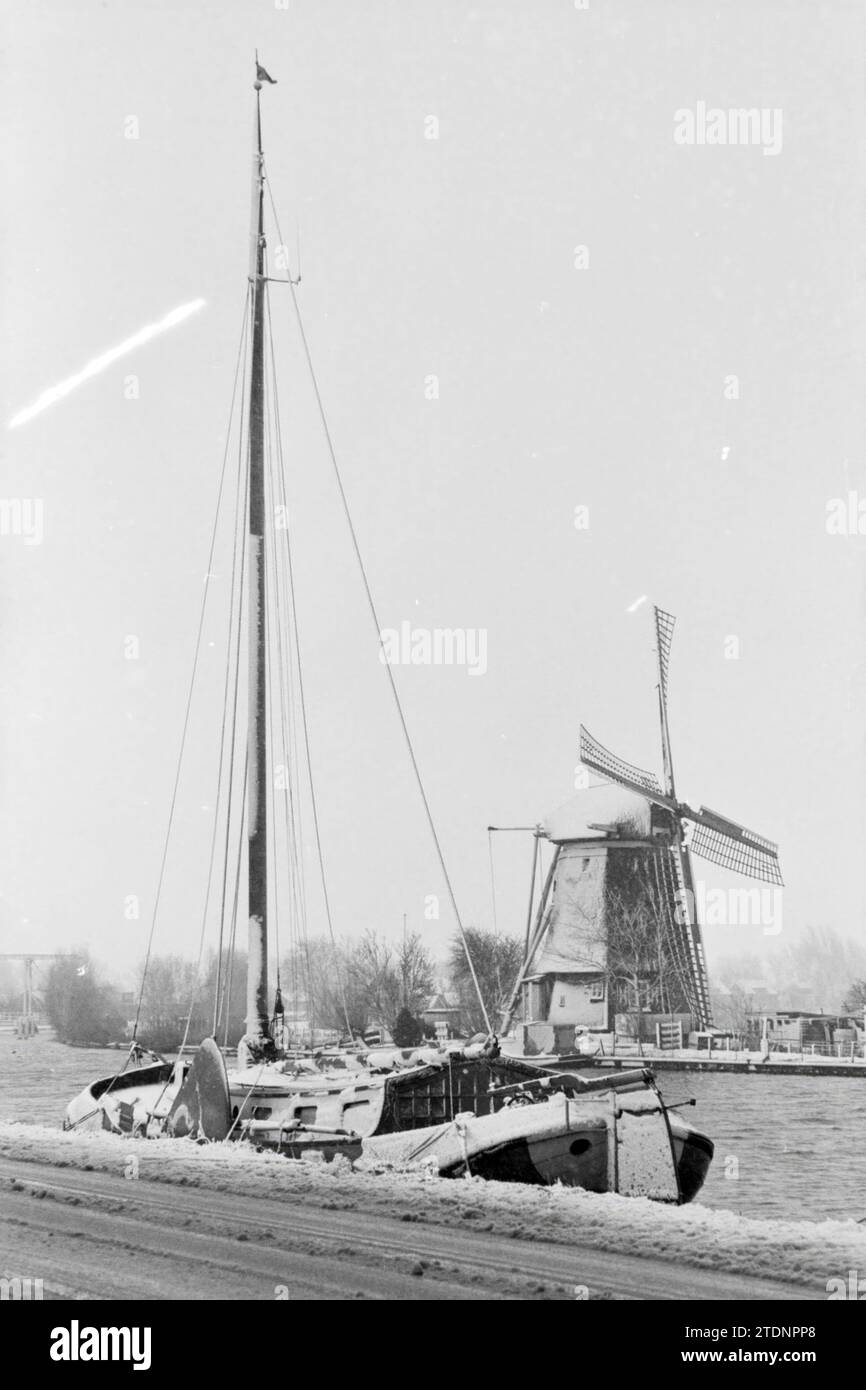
(41, 926, 524, 1052)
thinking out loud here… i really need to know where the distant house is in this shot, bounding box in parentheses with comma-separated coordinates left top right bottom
(421, 992, 461, 1039)
(745, 1010, 858, 1046)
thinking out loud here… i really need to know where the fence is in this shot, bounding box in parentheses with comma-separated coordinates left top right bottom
(768, 1039, 864, 1060)
(604, 1034, 865, 1062)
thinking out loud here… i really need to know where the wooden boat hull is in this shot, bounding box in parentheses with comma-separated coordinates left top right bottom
(64, 1060, 178, 1134)
(65, 1045, 713, 1202)
(448, 1117, 713, 1200)
(357, 1089, 714, 1202)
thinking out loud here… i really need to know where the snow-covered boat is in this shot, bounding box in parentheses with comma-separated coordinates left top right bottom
(66, 1038, 713, 1202)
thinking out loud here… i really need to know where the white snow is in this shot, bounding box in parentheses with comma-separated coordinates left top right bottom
(1, 1119, 862, 1293)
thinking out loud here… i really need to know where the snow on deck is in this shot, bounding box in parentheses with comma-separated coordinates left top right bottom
(0, 1120, 862, 1293)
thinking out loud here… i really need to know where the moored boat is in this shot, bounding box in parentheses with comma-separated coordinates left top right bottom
(66, 1038, 713, 1202)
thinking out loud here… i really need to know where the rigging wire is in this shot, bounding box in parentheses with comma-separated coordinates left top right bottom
(212, 318, 253, 1032)
(140, 303, 252, 1126)
(212, 481, 250, 1029)
(262, 297, 311, 1026)
(263, 280, 353, 1040)
(263, 173, 491, 1035)
(487, 829, 499, 936)
(220, 748, 248, 1048)
(487, 828, 503, 1014)
(175, 320, 251, 1060)
(262, 279, 303, 1027)
(131, 289, 251, 1044)
(261, 285, 284, 993)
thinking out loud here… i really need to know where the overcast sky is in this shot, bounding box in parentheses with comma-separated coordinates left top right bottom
(2, 0, 865, 992)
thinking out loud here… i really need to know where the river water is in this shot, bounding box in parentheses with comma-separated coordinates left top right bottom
(2, 1034, 862, 1223)
(657, 1070, 866, 1222)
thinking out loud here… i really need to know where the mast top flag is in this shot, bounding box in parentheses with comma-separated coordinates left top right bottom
(255, 60, 277, 87)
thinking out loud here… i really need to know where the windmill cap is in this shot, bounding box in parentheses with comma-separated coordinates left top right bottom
(543, 784, 654, 843)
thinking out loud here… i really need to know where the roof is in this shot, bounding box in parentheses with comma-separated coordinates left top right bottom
(423, 993, 459, 1013)
(543, 785, 654, 844)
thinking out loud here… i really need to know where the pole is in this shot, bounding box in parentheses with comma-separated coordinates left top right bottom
(500, 844, 561, 1034)
(244, 72, 273, 1056)
(523, 831, 540, 956)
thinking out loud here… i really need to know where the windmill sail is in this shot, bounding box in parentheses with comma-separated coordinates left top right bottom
(579, 726, 663, 795)
(665, 843, 713, 1028)
(654, 606, 677, 798)
(685, 810, 783, 885)
(649, 842, 712, 1029)
(654, 607, 675, 703)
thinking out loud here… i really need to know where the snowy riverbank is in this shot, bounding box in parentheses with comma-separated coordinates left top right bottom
(1, 1120, 863, 1295)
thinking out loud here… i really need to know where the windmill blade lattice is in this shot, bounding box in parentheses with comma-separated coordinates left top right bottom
(686, 811, 783, 886)
(654, 606, 676, 704)
(579, 726, 662, 795)
(656, 843, 714, 1029)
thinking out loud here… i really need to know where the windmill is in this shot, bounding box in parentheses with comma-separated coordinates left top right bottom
(578, 605, 783, 1029)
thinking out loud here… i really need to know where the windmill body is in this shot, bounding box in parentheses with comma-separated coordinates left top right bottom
(515, 786, 697, 1055)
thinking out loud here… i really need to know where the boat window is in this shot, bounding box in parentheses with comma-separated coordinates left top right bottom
(341, 1095, 372, 1128)
(251, 1106, 272, 1121)
(570, 1138, 592, 1156)
(295, 1106, 317, 1123)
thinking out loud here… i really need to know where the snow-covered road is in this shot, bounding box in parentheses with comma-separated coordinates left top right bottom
(0, 1155, 826, 1301)
(2, 1123, 862, 1300)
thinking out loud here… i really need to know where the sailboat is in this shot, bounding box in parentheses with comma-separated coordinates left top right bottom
(64, 63, 713, 1203)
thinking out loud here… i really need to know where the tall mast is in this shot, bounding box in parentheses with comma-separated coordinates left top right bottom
(245, 72, 271, 1054)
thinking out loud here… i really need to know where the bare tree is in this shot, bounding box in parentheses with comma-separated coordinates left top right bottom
(580, 856, 694, 1042)
(347, 931, 400, 1030)
(280, 930, 434, 1038)
(448, 926, 524, 1036)
(135, 954, 201, 1050)
(841, 979, 866, 1016)
(395, 931, 435, 1019)
(45, 950, 126, 1047)
(711, 982, 755, 1038)
(281, 936, 364, 1037)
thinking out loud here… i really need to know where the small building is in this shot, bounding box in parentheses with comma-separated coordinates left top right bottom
(745, 1010, 860, 1047)
(421, 992, 461, 1040)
